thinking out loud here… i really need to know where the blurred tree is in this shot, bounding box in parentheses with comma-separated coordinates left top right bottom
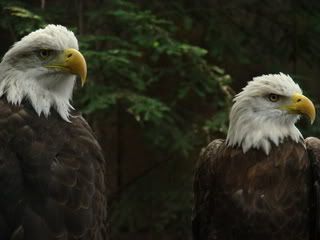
(76, 1, 231, 237)
(79, 0, 231, 153)
(0, 0, 44, 41)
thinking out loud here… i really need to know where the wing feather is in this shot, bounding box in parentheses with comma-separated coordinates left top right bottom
(194, 138, 310, 240)
(192, 139, 223, 240)
(306, 137, 320, 239)
(0, 100, 108, 240)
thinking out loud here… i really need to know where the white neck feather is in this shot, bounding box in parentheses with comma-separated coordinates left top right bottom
(226, 73, 305, 155)
(0, 62, 75, 122)
(226, 99, 302, 155)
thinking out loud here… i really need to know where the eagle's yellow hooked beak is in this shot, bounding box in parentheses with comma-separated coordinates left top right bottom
(46, 48, 87, 86)
(284, 93, 316, 124)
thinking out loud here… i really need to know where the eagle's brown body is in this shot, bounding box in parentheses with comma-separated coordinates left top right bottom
(0, 99, 108, 240)
(193, 138, 320, 240)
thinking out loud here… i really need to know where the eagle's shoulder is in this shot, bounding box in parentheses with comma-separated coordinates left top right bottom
(306, 137, 320, 156)
(195, 138, 243, 180)
(194, 139, 224, 190)
(0, 99, 34, 143)
(199, 139, 224, 161)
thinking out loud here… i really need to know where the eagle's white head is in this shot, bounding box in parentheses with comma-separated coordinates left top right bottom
(0, 24, 87, 121)
(226, 73, 316, 155)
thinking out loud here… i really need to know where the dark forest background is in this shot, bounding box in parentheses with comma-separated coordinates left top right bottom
(1, 0, 320, 239)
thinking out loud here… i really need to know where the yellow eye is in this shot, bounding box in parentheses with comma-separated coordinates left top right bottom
(38, 49, 52, 59)
(268, 94, 280, 102)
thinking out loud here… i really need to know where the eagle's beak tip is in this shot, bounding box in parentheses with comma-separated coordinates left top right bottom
(292, 93, 316, 124)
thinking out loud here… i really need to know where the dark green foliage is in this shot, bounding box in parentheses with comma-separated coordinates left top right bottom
(0, 1, 44, 38)
(111, 159, 193, 235)
(77, 0, 231, 157)
(76, 3, 231, 235)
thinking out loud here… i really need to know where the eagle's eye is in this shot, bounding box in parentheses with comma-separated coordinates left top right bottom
(268, 93, 280, 102)
(38, 49, 52, 59)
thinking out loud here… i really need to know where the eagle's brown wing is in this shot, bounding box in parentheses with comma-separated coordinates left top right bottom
(192, 139, 223, 240)
(306, 137, 320, 239)
(0, 99, 108, 240)
(193, 138, 310, 240)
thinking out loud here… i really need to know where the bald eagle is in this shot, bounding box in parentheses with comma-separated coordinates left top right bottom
(193, 73, 320, 240)
(0, 25, 108, 239)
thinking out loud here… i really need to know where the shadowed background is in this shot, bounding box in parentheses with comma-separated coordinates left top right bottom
(1, 0, 320, 239)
